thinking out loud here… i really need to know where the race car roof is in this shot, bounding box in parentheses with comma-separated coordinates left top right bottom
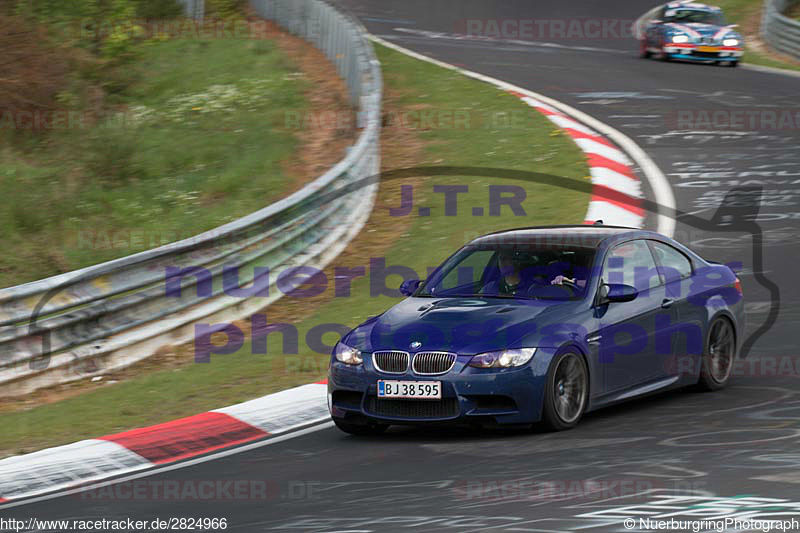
(666, 1, 722, 12)
(469, 225, 642, 250)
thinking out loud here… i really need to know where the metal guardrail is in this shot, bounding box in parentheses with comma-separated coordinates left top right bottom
(762, 0, 800, 60)
(0, 0, 382, 397)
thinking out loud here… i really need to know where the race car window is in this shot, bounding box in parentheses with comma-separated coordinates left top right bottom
(437, 250, 494, 292)
(648, 241, 693, 283)
(419, 245, 595, 299)
(602, 239, 660, 292)
(663, 9, 725, 25)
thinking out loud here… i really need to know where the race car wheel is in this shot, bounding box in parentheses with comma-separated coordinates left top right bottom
(640, 40, 651, 58)
(728, 61, 739, 68)
(542, 351, 588, 431)
(333, 417, 389, 436)
(696, 317, 736, 392)
(659, 47, 672, 61)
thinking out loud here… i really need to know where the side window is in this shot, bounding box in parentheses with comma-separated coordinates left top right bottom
(649, 241, 692, 284)
(602, 240, 660, 292)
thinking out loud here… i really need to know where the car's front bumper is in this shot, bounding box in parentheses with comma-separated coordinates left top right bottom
(327, 351, 557, 426)
(663, 43, 743, 61)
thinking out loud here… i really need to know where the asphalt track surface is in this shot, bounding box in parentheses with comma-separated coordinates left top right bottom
(3, 1, 800, 531)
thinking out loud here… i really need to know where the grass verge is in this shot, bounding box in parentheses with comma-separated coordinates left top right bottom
(1, 43, 591, 457)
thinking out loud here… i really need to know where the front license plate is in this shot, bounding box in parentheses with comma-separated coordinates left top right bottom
(697, 46, 719, 52)
(378, 380, 441, 399)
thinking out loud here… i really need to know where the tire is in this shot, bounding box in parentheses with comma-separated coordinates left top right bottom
(659, 44, 672, 61)
(640, 40, 651, 59)
(333, 417, 389, 436)
(696, 317, 736, 391)
(541, 351, 589, 431)
(728, 61, 739, 68)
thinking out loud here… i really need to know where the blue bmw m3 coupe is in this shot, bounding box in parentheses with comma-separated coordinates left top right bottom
(328, 225, 744, 434)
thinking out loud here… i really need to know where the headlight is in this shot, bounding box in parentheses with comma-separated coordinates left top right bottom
(334, 342, 363, 365)
(468, 348, 536, 368)
(723, 38, 739, 47)
(671, 34, 689, 43)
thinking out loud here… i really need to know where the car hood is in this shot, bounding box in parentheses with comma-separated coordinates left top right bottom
(342, 296, 578, 355)
(665, 22, 739, 41)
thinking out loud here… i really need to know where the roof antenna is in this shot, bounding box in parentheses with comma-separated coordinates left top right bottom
(593, 220, 604, 225)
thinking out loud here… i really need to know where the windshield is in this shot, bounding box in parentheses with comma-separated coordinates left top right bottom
(664, 8, 725, 25)
(418, 245, 596, 300)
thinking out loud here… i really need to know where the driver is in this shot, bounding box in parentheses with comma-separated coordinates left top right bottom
(483, 251, 534, 296)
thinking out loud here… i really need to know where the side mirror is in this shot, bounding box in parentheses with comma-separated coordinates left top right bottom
(399, 279, 422, 297)
(601, 283, 638, 303)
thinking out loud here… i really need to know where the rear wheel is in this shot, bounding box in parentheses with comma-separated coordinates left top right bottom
(541, 352, 589, 431)
(333, 418, 389, 436)
(696, 317, 736, 391)
(728, 60, 739, 68)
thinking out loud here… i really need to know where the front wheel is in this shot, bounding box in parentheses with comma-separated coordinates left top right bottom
(541, 351, 589, 431)
(696, 317, 736, 391)
(333, 417, 389, 436)
(640, 40, 652, 58)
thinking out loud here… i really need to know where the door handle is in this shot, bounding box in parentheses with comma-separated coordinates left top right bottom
(661, 298, 675, 309)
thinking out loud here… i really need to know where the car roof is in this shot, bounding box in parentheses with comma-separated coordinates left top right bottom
(469, 225, 650, 249)
(665, 1, 721, 12)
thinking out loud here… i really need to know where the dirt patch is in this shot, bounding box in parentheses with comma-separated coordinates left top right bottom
(0, 56, 426, 413)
